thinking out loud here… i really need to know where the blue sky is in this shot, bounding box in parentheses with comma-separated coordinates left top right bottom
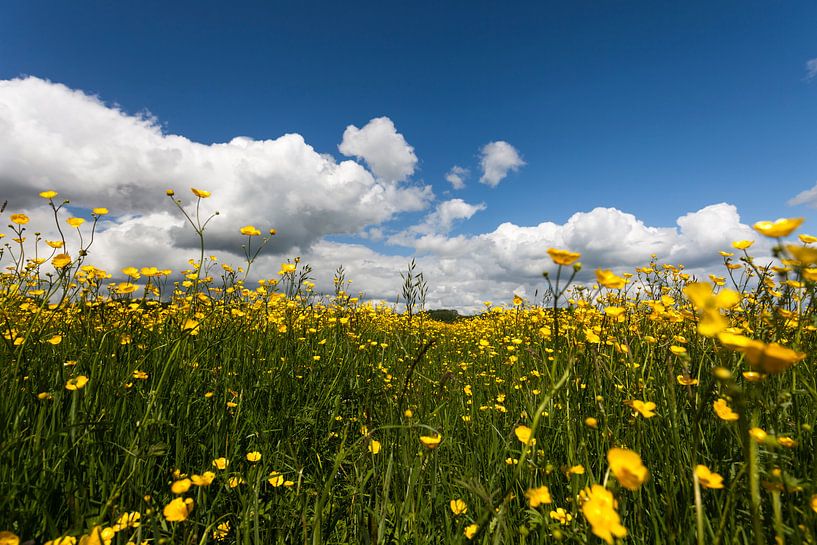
(1, 1, 816, 309)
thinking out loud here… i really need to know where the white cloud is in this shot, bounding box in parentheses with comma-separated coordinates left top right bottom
(338, 116, 418, 183)
(0, 77, 432, 255)
(806, 58, 817, 80)
(789, 182, 817, 207)
(0, 77, 774, 313)
(445, 165, 468, 189)
(479, 141, 525, 187)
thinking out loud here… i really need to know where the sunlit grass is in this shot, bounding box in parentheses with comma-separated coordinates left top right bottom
(1, 190, 816, 544)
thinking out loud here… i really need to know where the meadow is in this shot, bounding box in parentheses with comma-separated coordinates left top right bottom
(1, 189, 817, 545)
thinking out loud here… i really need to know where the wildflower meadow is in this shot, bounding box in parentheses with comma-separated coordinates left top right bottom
(2, 189, 817, 545)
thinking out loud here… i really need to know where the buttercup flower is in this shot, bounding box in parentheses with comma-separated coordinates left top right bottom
(607, 447, 649, 490)
(163, 497, 194, 522)
(695, 465, 724, 489)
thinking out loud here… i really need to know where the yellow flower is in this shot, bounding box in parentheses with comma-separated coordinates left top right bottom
(39, 190, 59, 199)
(547, 248, 581, 266)
(596, 269, 627, 289)
(695, 465, 724, 489)
(799, 234, 817, 244)
(182, 319, 200, 335)
(512, 294, 523, 306)
(419, 434, 442, 449)
(46, 240, 64, 248)
(713, 399, 739, 421)
(525, 485, 552, 507)
(246, 451, 262, 462)
(732, 240, 754, 250)
(683, 282, 741, 337)
(669, 345, 687, 356)
(163, 497, 194, 522)
(749, 427, 767, 443)
(10, 213, 29, 225)
(810, 494, 817, 513)
(268, 471, 284, 487)
(368, 439, 381, 454)
(92, 207, 109, 215)
(676, 375, 699, 386)
(212, 457, 229, 470)
(46, 335, 62, 346)
(753, 217, 804, 238)
(629, 400, 656, 418)
(449, 498, 467, 515)
(607, 448, 649, 491)
(566, 464, 586, 476)
(213, 521, 231, 541)
(581, 484, 627, 544)
(584, 417, 598, 428)
(279, 263, 297, 275)
(65, 375, 89, 391)
(171, 478, 192, 494)
(549, 507, 573, 525)
(464, 524, 479, 540)
(0, 531, 20, 545)
(191, 187, 211, 198)
(743, 341, 805, 374)
(514, 425, 535, 446)
(52, 254, 72, 269)
(66, 217, 85, 228)
(240, 225, 261, 236)
(191, 471, 215, 486)
(46, 536, 77, 545)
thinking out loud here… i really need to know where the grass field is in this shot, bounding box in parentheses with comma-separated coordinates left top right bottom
(1, 191, 817, 544)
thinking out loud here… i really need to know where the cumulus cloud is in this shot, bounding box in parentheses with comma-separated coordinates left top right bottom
(445, 165, 468, 189)
(338, 116, 418, 183)
(0, 77, 773, 313)
(0, 77, 432, 255)
(807, 58, 817, 80)
(479, 141, 525, 187)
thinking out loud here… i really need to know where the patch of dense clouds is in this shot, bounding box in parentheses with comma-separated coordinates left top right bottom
(338, 117, 418, 183)
(0, 77, 432, 254)
(445, 165, 468, 189)
(0, 77, 776, 313)
(479, 141, 525, 187)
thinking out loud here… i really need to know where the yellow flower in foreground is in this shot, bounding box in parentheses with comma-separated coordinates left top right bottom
(46, 335, 62, 346)
(799, 234, 817, 244)
(39, 190, 58, 199)
(65, 375, 89, 391)
(51, 254, 72, 269)
(368, 439, 381, 454)
(464, 524, 479, 540)
(212, 457, 229, 470)
(191, 187, 211, 198)
(0, 531, 20, 545)
(171, 478, 192, 494)
(607, 448, 649, 490)
(514, 425, 534, 446)
(163, 497, 194, 522)
(66, 217, 85, 228)
(547, 248, 581, 266)
(419, 434, 442, 449)
(525, 485, 552, 507)
(596, 269, 627, 289)
(713, 399, 739, 421)
(46, 240, 64, 249)
(246, 451, 262, 462)
(749, 427, 767, 443)
(695, 465, 724, 489)
(10, 213, 30, 224)
(584, 417, 598, 428)
(753, 217, 804, 238)
(240, 225, 261, 236)
(449, 498, 467, 515)
(92, 207, 109, 215)
(732, 239, 754, 250)
(581, 485, 627, 544)
(743, 341, 805, 374)
(182, 318, 200, 335)
(629, 400, 656, 418)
